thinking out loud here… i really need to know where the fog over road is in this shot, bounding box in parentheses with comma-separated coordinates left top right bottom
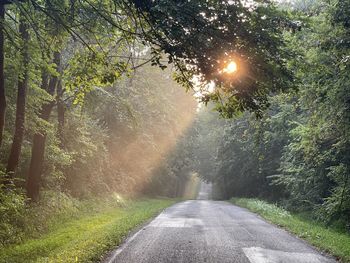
(196, 181, 212, 200)
(105, 182, 336, 263)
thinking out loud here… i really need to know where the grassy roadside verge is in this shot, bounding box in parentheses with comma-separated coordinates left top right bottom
(0, 198, 175, 263)
(230, 198, 350, 262)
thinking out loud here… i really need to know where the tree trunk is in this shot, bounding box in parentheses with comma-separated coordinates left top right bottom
(25, 117, 50, 200)
(0, 3, 6, 148)
(56, 80, 65, 148)
(26, 52, 60, 201)
(6, 17, 29, 176)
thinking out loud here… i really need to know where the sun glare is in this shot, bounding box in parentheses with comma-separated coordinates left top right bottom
(223, 61, 238, 74)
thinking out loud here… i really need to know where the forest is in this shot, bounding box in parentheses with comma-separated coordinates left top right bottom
(0, 0, 349, 262)
(197, 0, 350, 229)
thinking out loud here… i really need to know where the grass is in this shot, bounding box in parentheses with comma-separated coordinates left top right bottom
(231, 198, 350, 263)
(0, 198, 175, 263)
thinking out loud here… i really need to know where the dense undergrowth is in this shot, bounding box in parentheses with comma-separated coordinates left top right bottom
(231, 198, 350, 263)
(0, 194, 175, 263)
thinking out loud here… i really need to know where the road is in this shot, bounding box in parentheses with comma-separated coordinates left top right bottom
(196, 181, 212, 200)
(104, 183, 336, 263)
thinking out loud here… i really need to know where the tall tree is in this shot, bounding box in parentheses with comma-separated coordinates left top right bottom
(26, 51, 60, 200)
(56, 80, 64, 148)
(0, 2, 6, 148)
(6, 15, 30, 176)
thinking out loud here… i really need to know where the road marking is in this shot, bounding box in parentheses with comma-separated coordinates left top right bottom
(243, 247, 330, 263)
(149, 214, 204, 228)
(106, 203, 200, 262)
(106, 229, 143, 263)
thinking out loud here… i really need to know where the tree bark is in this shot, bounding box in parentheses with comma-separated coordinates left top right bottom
(56, 80, 65, 148)
(0, 3, 6, 148)
(26, 52, 60, 201)
(6, 17, 30, 176)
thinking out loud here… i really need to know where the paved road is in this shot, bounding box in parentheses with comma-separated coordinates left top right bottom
(104, 184, 336, 263)
(196, 181, 212, 200)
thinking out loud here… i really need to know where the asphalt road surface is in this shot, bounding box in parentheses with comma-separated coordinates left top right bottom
(196, 181, 212, 200)
(104, 183, 336, 263)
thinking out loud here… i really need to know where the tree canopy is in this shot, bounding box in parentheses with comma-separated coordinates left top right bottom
(131, 0, 293, 116)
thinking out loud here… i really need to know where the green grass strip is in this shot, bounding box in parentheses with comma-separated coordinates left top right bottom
(0, 199, 175, 263)
(230, 198, 350, 263)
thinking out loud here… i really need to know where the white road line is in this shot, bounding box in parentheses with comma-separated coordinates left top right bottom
(243, 247, 329, 263)
(106, 229, 143, 263)
(149, 214, 204, 228)
(106, 205, 183, 263)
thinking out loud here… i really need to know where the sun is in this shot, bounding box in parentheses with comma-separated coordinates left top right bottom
(223, 61, 237, 74)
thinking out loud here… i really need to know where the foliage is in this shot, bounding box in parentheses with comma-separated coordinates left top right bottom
(0, 0, 197, 250)
(0, 173, 26, 246)
(131, 0, 293, 116)
(200, 0, 350, 229)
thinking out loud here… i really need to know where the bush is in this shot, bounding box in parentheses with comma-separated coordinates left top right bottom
(0, 174, 27, 246)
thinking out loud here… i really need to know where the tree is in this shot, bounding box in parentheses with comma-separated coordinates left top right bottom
(200, 0, 350, 226)
(0, 2, 6, 148)
(129, 0, 293, 117)
(6, 15, 30, 176)
(26, 51, 60, 200)
(24, 0, 134, 200)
